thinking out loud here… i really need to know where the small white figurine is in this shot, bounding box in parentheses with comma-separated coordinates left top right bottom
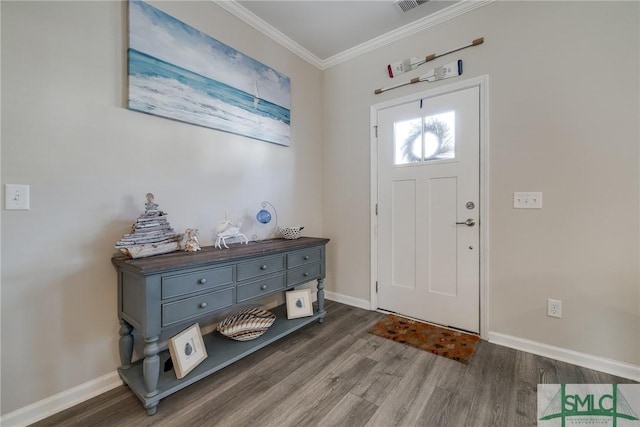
(214, 213, 248, 249)
(184, 228, 201, 252)
(215, 212, 233, 235)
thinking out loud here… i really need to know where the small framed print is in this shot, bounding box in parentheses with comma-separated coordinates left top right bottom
(168, 323, 207, 379)
(285, 289, 314, 319)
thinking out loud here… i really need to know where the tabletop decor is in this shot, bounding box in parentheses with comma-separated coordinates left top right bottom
(278, 226, 304, 240)
(214, 213, 249, 249)
(183, 228, 201, 252)
(252, 200, 278, 241)
(115, 193, 182, 258)
(168, 323, 207, 379)
(128, 0, 291, 146)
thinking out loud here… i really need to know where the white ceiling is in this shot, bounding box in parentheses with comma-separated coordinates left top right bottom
(216, 0, 491, 69)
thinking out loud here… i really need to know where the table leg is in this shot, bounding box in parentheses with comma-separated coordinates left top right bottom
(316, 278, 325, 323)
(143, 336, 160, 398)
(146, 403, 159, 416)
(119, 320, 134, 369)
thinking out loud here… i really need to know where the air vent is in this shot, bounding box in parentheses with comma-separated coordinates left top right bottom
(393, 0, 429, 13)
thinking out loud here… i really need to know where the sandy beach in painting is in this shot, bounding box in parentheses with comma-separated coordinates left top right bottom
(128, 0, 291, 146)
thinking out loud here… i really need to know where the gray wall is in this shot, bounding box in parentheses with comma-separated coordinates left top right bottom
(1, 0, 324, 415)
(323, 1, 639, 365)
(2, 0, 639, 418)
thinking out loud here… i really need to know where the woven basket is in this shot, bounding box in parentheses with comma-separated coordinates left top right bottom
(217, 308, 276, 341)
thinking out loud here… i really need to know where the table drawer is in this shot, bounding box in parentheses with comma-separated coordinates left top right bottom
(286, 263, 321, 287)
(162, 287, 234, 327)
(162, 266, 233, 299)
(237, 274, 286, 303)
(237, 255, 285, 281)
(287, 247, 322, 269)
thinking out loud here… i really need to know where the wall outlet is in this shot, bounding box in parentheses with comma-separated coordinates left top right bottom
(547, 299, 562, 318)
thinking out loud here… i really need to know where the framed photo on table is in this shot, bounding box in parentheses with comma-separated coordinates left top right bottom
(168, 323, 207, 379)
(285, 289, 313, 319)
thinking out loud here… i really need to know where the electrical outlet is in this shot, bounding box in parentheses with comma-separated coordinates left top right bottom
(547, 299, 562, 318)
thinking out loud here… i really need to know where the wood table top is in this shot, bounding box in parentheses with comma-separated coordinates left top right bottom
(112, 237, 330, 274)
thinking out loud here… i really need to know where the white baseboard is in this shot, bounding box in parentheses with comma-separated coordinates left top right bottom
(0, 371, 122, 427)
(488, 331, 640, 382)
(324, 290, 371, 310)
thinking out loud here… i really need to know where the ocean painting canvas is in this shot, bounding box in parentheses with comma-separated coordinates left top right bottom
(128, 0, 291, 146)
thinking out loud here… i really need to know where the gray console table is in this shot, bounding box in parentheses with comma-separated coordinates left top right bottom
(112, 237, 329, 415)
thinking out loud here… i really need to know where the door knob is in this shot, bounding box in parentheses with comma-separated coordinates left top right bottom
(456, 218, 475, 227)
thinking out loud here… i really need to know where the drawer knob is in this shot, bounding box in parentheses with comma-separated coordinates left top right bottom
(303, 255, 310, 260)
(198, 278, 207, 285)
(303, 272, 309, 277)
(261, 284, 268, 290)
(199, 302, 208, 309)
(260, 265, 268, 270)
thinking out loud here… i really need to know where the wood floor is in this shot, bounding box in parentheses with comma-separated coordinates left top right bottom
(33, 301, 636, 427)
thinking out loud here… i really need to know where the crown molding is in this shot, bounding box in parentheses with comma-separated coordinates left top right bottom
(214, 0, 494, 71)
(214, 0, 325, 69)
(322, 0, 494, 69)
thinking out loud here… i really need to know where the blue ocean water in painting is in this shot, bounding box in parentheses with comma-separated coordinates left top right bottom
(128, 49, 290, 145)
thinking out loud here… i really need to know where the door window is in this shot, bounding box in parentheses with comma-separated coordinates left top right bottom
(393, 111, 455, 165)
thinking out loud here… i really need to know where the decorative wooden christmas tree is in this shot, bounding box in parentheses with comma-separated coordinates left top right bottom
(115, 193, 182, 258)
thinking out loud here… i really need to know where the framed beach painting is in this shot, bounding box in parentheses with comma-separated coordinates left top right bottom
(127, 0, 291, 146)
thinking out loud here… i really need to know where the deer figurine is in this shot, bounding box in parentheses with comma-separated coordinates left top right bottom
(214, 213, 248, 249)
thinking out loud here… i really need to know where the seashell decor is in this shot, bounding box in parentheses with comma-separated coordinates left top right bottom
(278, 226, 304, 240)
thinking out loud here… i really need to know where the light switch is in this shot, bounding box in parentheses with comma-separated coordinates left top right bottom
(513, 192, 542, 209)
(5, 184, 30, 210)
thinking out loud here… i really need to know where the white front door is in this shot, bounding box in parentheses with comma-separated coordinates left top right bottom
(376, 86, 480, 333)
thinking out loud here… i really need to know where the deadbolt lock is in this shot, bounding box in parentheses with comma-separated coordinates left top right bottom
(466, 201, 475, 210)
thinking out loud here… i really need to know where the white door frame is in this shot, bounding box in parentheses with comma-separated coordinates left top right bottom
(370, 75, 490, 339)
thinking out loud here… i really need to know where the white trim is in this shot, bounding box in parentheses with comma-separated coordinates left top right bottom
(213, 0, 493, 70)
(370, 109, 379, 312)
(0, 371, 122, 427)
(489, 332, 640, 382)
(325, 290, 371, 311)
(213, 0, 324, 69)
(370, 75, 490, 339)
(478, 77, 491, 340)
(322, 0, 493, 70)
